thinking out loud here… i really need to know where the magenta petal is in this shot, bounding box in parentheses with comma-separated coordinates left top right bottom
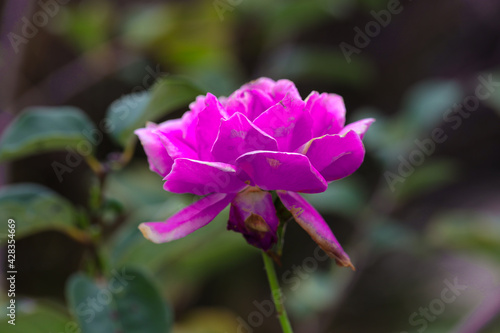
(277, 191, 354, 269)
(228, 189, 279, 250)
(164, 158, 247, 195)
(225, 89, 275, 121)
(135, 124, 173, 177)
(305, 92, 346, 137)
(302, 131, 365, 182)
(236, 151, 327, 193)
(253, 94, 312, 151)
(239, 77, 276, 93)
(339, 118, 375, 139)
(139, 193, 235, 243)
(195, 93, 227, 160)
(155, 123, 198, 160)
(211, 112, 278, 164)
(272, 79, 302, 102)
(188, 95, 208, 114)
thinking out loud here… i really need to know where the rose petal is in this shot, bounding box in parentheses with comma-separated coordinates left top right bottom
(339, 118, 375, 139)
(277, 191, 354, 269)
(239, 77, 276, 93)
(253, 94, 312, 151)
(300, 131, 365, 182)
(139, 193, 235, 243)
(228, 189, 279, 250)
(271, 79, 302, 102)
(305, 91, 346, 137)
(135, 124, 174, 177)
(236, 151, 327, 193)
(211, 112, 278, 164)
(164, 158, 247, 195)
(154, 122, 198, 160)
(225, 89, 275, 120)
(195, 93, 228, 160)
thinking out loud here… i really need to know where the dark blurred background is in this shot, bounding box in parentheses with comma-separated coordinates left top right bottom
(1, 0, 500, 332)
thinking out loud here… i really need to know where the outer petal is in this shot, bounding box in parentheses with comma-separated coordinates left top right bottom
(339, 118, 375, 139)
(164, 158, 247, 195)
(155, 122, 198, 160)
(228, 189, 279, 250)
(135, 124, 173, 177)
(277, 191, 354, 269)
(195, 93, 227, 160)
(139, 193, 235, 243)
(211, 112, 278, 164)
(305, 91, 345, 137)
(235, 151, 327, 193)
(301, 131, 365, 182)
(253, 94, 312, 151)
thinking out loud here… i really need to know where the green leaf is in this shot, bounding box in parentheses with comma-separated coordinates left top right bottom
(0, 183, 86, 241)
(0, 299, 73, 333)
(106, 76, 204, 147)
(0, 106, 96, 162)
(66, 267, 172, 333)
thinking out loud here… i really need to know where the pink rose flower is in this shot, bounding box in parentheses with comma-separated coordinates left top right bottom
(136, 78, 373, 268)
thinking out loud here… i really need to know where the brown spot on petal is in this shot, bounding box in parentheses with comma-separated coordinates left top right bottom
(289, 205, 304, 218)
(266, 158, 282, 169)
(245, 213, 270, 233)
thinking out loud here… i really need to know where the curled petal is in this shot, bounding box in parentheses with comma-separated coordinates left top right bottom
(195, 93, 227, 160)
(211, 112, 278, 164)
(228, 189, 279, 250)
(135, 124, 174, 177)
(239, 77, 276, 93)
(339, 118, 375, 139)
(236, 151, 327, 193)
(239, 78, 301, 102)
(277, 191, 354, 269)
(139, 193, 235, 243)
(253, 94, 312, 151)
(225, 89, 275, 121)
(155, 125, 198, 161)
(271, 79, 302, 102)
(301, 131, 365, 182)
(188, 95, 208, 114)
(164, 158, 247, 195)
(305, 92, 345, 137)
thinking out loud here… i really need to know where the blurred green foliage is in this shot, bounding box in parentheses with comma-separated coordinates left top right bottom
(1, 0, 500, 332)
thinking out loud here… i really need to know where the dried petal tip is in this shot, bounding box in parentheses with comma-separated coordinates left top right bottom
(324, 247, 356, 271)
(277, 190, 355, 271)
(138, 224, 156, 243)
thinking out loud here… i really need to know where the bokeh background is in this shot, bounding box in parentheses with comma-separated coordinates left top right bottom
(1, 0, 500, 332)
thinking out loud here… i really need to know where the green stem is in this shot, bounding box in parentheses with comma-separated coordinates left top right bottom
(262, 251, 294, 333)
